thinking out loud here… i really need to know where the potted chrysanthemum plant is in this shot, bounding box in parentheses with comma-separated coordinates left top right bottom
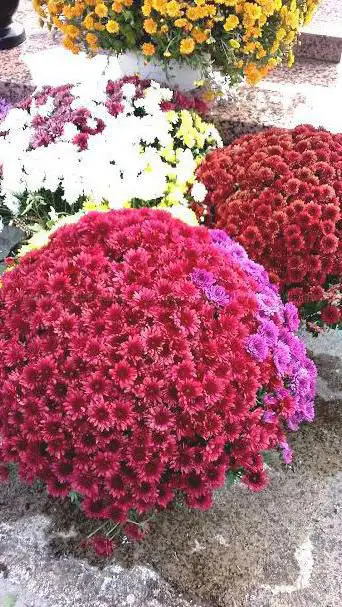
(33, 0, 320, 92)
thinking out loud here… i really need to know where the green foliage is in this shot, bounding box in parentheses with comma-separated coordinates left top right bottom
(69, 491, 82, 507)
(262, 450, 274, 466)
(226, 468, 243, 487)
(17, 189, 85, 228)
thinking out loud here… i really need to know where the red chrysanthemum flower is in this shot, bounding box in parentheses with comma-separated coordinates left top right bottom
(89, 534, 115, 557)
(321, 305, 340, 325)
(0, 463, 9, 482)
(0, 209, 315, 536)
(198, 125, 341, 332)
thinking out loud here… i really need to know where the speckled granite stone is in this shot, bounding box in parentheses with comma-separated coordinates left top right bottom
(296, 0, 342, 63)
(297, 31, 342, 64)
(208, 60, 342, 143)
(312, 0, 342, 25)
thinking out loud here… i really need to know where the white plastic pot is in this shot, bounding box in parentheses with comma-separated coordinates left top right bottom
(23, 47, 206, 92)
(116, 51, 204, 91)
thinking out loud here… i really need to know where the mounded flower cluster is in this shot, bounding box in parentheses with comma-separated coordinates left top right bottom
(0, 209, 316, 528)
(33, 0, 319, 85)
(0, 76, 220, 223)
(197, 125, 342, 332)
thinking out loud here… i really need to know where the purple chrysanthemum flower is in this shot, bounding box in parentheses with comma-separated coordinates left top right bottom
(274, 341, 291, 375)
(284, 302, 300, 332)
(264, 394, 277, 407)
(276, 387, 291, 400)
(294, 368, 311, 393)
(191, 268, 216, 289)
(229, 244, 249, 261)
(210, 229, 230, 244)
(280, 331, 306, 359)
(303, 401, 315, 422)
(256, 292, 282, 317)
(280, 441, 293, 464)
(246, 333, 269, 362)
(258, 319, 279, 345)
(209, 227, 316, 433)
(287, 414, 301, 431)
(263, 411, 276, 423)
(205, 284, 230, 306)
(0, 98, 11, 122)
(243, 259, 268, 282)
(303, 358, 317, 381)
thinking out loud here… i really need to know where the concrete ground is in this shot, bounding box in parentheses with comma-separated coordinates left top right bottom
(0, 330, 341, 607)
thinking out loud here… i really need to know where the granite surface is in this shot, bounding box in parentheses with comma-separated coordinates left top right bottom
(296, 32, 342, 64)
(307, 0, 342, 27)
(296, 0, 342, 63)
(209, 61, 342, 143)
(0, 330, 341, 607)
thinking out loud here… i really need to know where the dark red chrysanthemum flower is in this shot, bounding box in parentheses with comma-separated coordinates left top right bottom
(321, 305, 340, 325)
(197, 125, 341, 331)
(242, 469, 269, 492)
(89, 534, 115, 557)
(123, 522, 146, 541)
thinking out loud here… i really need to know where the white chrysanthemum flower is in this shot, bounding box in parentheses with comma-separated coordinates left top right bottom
(62, 123, 78, 141)
(3, 193, 20, 215)
(86, 117, 98, 130)
(1, 161, 26, 197)
(121, 83, 136, 98)
(1, 108, 29, 131)
(174, 148, 197, 183)
(191, 182, 207, 202)
(207, 126, 223, 148)
(37, 97, 55, 118)
(0, 81, 222, 220)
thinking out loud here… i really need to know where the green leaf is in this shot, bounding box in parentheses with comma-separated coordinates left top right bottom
(69, 491, 82, 506)
(226, 469, 242, 487)
(262, 450, 274, 466)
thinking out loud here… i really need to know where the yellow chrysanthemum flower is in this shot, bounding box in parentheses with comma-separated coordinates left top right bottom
(34, 0, 320, 86)
(166, 0, 181, 18)
(144, 18, 157, 34)
(142, 42, 156, 56)
(223, 14, 239, 31)
(106, 19, 120, 33)
(94, 3, 108, 17)
(180, 37, 195, 54)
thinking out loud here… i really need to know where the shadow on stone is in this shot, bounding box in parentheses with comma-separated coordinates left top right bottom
(310, 351, 342, 394)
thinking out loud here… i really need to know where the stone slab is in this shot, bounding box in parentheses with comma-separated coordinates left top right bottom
(296, 0, 342, 63)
